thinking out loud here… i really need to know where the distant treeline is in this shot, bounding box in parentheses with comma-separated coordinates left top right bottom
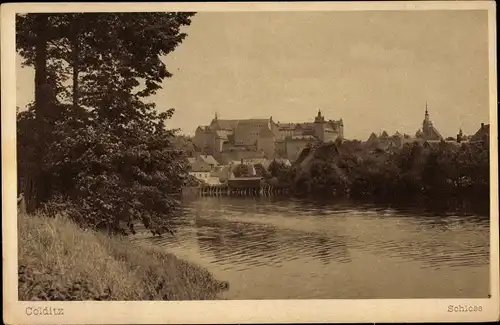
(255, 139, 490, 201)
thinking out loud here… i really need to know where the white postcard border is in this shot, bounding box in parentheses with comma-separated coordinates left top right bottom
(2, 2, 499, 324)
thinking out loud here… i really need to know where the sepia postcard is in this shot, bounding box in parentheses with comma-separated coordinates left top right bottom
(2, 1, 499, 324)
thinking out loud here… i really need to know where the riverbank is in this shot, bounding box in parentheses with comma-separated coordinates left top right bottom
(18, 212, 228, 301)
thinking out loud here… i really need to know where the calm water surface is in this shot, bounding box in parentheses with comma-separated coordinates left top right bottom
(132, 197, 490, 299)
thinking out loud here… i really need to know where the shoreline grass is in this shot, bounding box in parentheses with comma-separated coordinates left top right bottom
(18, 212, 229, 301)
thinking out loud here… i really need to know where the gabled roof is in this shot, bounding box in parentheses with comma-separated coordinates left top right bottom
(199, 155, 219, 166)
(210, 119, 239, 130)
(426, 126, 443, 141)
(196, 125, 210, 133)
(470, 124, 490, 142)
(188, 161, 212, 172)
(237, 118, 270, 125)
(367, 132, 378, 142)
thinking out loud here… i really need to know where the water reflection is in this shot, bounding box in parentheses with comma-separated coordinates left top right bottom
(193, 216, 352, 268)
(132, 196, 490, 299)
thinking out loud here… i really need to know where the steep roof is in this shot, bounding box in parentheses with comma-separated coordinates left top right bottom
(188, 160, 212, 172)
(198, 155, 219, 166)
(426, 126, 443, 141)
(196, 125, 210, 133)
(210, 119, 239, 130)
(367, 132, 378, 142)
(237, 118, 270, 125)
(470, 124, 490, 142)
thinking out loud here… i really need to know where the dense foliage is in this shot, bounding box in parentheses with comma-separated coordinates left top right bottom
(17, 12, 196, 235)
(267, 140, 490, 200)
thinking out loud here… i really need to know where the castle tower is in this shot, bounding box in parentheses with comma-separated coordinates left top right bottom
(314, 109, 325, 123)
(457, 128, 463, 143)
(314, 109, 326, 141)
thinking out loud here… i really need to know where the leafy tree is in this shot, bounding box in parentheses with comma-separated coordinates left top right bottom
(254, 163, 271, 179)
(268, 160, 292, 186)
(308, 160, 347, 196)
(277, 140, 489, 201)
(17, 13, 196, 235)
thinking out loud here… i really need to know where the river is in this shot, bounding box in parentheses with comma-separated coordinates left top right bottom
(131, 196, 490, 299)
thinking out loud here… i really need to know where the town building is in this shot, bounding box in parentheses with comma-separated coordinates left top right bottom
(415, 103, 443, 141)
(187, 154, 221, 185)
(193, 110, 344, 162)
(366, 103, 446, 150)
(366, 130, 410, 152)
(470, 123, 490, 144)
(227, 177, 264, 189)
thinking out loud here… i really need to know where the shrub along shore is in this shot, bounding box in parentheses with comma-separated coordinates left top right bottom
(261, 139, 490, 201)
(18, 212, 229, 301)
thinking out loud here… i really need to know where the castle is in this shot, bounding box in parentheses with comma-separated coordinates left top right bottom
(193, 110, 344, 161)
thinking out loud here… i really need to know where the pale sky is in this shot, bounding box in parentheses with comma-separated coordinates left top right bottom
(16, 10, 491, 140)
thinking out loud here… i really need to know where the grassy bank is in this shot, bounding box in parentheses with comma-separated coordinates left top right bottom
(18, 212, 228, 301)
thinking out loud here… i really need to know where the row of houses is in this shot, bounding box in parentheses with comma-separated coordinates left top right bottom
(186, 154, 292, 185)
(365, 108, 489, 152)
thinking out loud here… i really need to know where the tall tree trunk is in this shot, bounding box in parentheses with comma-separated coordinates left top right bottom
(27, 13, 49, 213)
(71, 16, 80, 112)
(34, 14, 49, 122)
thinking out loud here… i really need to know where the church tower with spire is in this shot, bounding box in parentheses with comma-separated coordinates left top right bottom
(422, 102, 433, 137)
(420, 102, 443, 141)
